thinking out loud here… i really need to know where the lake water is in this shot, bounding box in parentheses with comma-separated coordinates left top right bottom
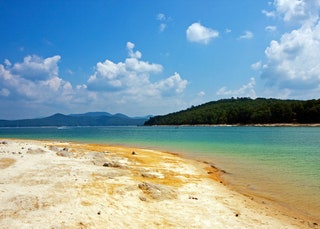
(1, 126, 319, 220)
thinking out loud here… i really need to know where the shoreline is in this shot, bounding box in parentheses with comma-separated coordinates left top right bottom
(149, 123, 320, 127)
(0, 123, 320, 128)
(0, 138, 318, 228)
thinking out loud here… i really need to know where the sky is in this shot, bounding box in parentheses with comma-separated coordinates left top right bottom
(1, 0, 320, 119)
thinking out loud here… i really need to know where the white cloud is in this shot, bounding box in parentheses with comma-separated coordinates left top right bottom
(159, 23, 166, 32)
(157, 13, 170, 32)
(87, 42, 188, 115)
(76, 84, 87, 90)
(251, 61, 262, 71)
(186, 22, 219, 44)
(11, 55, 61, 80)
(265, 25, 277, 32)
(127, 42, 142, 59)
(198, 91, 205, 97)
(274, 0, 320, 25)
(260, 0, 320, 98)
(0, 88, 10, 97)
(262, 9, 276, 18)
(0, 43, 189, 119)
(217, 78, 256, 98)
(4, 59, 11, 67)
(238, 31, 254, 40)
(275, 0, 307, 22)
(88, 42, 164, 91)
(157, 13, 166, 21)
(87, 42, 188, 111)
(262, 24, 320, 88)
(154, 72, 188, 96)
(0, 55, 73, 102)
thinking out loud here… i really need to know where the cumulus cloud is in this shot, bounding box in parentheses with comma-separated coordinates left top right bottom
(87, 42, 188, 109)
(0, 55, 73, 102)
(260, 0, 320, 98)
(262, 25, 320, 87)
(127, 42, 142, 59)
(217, 78, 256, 98)
(266, 0, 320, 25)
(87, 42, 164, 92)
(275, 0, 308, 23)
(0, 43, 189, 119)
(11, 55, 61, 81)
(186, 22, 219, 44)
(154, 72, 188, 96)
(86, 42, 188, 114)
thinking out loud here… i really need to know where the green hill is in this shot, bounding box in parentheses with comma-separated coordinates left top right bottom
(144, 98, 320, 125)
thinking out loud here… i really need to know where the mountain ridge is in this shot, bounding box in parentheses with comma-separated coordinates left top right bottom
(0, 112, 148, 127)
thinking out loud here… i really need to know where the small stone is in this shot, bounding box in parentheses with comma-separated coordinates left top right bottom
(97, 211, 101, 215)
(102, 161, 122, 168)
(56, 150, 72, 157)
(103, 162, 110, 167)
(27, 148, 46, 154)
(48, 145, 59, 152)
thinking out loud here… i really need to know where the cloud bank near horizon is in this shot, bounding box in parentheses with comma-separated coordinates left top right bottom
(0, 42, 188, 119)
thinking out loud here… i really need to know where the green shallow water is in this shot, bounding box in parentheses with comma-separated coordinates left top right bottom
(1, 126, 319, 220)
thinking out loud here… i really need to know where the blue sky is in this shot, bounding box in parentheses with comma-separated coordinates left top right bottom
(1, 0, 320, 119)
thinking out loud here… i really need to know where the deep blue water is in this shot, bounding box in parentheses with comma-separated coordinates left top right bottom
(0, 126, 319, 219)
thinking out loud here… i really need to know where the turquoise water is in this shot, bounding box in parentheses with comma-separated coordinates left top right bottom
(0, 126, 319, 220)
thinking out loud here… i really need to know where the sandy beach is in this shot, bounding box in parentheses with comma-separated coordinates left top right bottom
(0, 139, 318, 228)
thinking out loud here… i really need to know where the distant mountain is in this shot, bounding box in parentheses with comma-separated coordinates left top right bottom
(144, 97, 320, 125)
(0, 112, 148, 127)
(69, 112, 112, 117)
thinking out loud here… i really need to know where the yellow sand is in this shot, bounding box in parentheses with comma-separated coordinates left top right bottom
(0, 139, 316, 228)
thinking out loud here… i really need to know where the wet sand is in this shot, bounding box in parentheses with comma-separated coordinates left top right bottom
(0, 139, 318, 228)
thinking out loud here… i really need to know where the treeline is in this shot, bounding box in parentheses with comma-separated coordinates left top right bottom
(144, 98, 320, 125)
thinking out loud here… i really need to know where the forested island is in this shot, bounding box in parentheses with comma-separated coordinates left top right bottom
(144, 98, 320, 125)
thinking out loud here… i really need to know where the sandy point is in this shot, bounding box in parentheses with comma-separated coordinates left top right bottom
(0, 139, 318, 228)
